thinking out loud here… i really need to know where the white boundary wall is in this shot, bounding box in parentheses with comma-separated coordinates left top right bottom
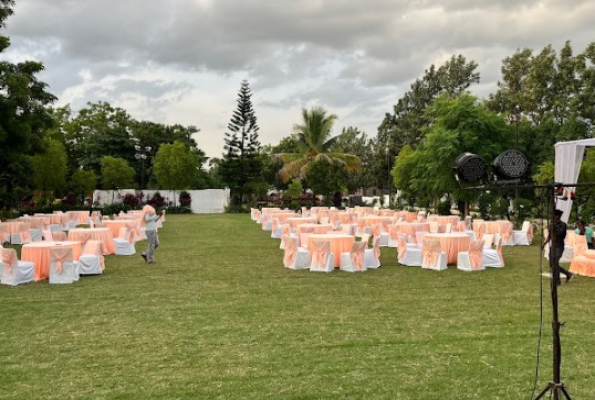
(92, 189, 230, 214)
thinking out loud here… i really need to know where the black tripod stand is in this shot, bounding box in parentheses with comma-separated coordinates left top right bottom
(532, 186, 573, 400)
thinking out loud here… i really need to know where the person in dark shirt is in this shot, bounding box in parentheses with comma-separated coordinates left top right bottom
(542, 209, 573, 285)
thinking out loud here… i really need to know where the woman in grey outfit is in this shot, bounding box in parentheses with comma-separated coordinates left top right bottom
(141, 205, 163, 264)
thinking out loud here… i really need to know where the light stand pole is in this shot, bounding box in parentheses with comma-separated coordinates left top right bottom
(135, 145, 152, 190)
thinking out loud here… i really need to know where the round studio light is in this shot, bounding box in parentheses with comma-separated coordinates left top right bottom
(453, 153, 487, 183)
(493, 149, 529, 180)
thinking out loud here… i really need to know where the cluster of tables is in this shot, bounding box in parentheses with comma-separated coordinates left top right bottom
(2, 209, 158, 282)
(254, 207, 523, 269)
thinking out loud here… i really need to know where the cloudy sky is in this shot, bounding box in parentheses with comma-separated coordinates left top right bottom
(3, 0, 594, 158)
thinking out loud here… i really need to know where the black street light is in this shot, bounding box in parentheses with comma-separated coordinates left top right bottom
(135, 145, 152, 189)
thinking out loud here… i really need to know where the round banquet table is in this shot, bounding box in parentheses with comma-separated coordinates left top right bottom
(21, 241, 82, 281)
(427, 215, 461, 224)
(296, 223, 334, 234)
(391, 222, 430, 240)
(68, 228, 116, 255)
(286, 217, 317, 229)
(424, 233, 471, 264)
(103, 220, 139, 239)
(307, 233, 355, 268)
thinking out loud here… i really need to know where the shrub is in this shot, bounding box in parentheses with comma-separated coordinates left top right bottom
(102, 203, 130, 216)
(148, 192, 165, 209)
(225, 204, 248, 213)
(122, 193, 140, 208)
(166, 206, 192, 214)
(179, 191, 192, 207)
(436, 200, 452, 215)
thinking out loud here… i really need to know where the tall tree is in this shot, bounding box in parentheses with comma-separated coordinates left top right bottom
(30, 139, 68, 197)
(153, 140, 199, 204)
(219, 80, 265, 206)
(277, 106, 361, 200)
(101, 156, 135, 190)
(0, 0, 56, 208)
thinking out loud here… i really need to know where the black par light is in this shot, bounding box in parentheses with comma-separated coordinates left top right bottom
(492, 149, 529, 181)
(453, 153, 487, 183)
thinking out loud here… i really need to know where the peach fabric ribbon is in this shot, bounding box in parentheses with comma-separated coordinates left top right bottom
(469, 240, 484, 270)
(423, 239, 441, 267)
(1, 248, 18, 274)
(52, 232, 67, 241)
(283, 236, 297, 268)
(397, 234, 407, 259)
(311, 240, 331, 270)
(350, 242, 366, 270)
(373, 236, 381, 259)
(50, 247, 73, 274)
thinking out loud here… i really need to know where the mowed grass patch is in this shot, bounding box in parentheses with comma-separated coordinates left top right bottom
(1, 214, 595, 399)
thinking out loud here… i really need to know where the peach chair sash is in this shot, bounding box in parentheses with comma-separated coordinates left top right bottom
(502, 224, 513, 244)
(527, 223, 534, 244)
(397, 234, 407, 259)
(1, 248, 18, 274)
(350, 242, 366, 270)
(52, 231, 67, 241)
(469, 240, 484, 270)
(19, 223, 32, 244)
(281, 224, 291, 236)
(83, 240, 105, 269)
(371, 223, 382, 237)
(475, 222, 486, 240)
(311, 240, 331, 269)
(495, 237, 504, 266)
(282, 235, 297, 268)
(359, 233, 371, 248)
(0, 224, 10, 243)
(373, 235, 381, 258)
(79, 231, 92, 245)
(422, 238, 442, 267)
(50, 247, 73, 274)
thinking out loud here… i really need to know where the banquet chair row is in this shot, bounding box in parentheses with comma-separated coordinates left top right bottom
(282, 234, 381, 273)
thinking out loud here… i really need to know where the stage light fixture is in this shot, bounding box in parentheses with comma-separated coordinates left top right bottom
(453, 152, 487, 183)
(492, 149, 529, 181)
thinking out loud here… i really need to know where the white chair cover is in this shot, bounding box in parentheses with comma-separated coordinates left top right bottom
(421, 238, 447, 271)
(513, 221, 533, 246)
(78, 240, 104, 275)
(114, 227, 136, 255)
(282, 235, 311, 270)
(364, 235, 381, 268)
(483, 237, 505, 267)
(457, 239, 485, 271)
(49, 247, 79, 284)
(397, 233, 422, 266)
(0, 248, 35, 286)
(339, 241, 367, 272)
(309, 240, 335, 272)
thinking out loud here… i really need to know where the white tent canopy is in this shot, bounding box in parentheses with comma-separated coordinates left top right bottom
(554, 138, 595, 222)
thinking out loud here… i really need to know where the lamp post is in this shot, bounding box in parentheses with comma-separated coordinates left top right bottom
(385, 145, 390, 208)
(135, 145, 152, 189)
(509, 105, 521, 149)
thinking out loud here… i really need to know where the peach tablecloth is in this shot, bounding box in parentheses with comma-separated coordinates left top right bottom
(286, 217, 317, 229)
(103, 220, 139, 238)
(473, 220, 513, 242)
(425, 233, 471, 264)
(34, 213, 65, 225)
(397, 211, 419, 223)
(391, 222, 430, 239)
(361, 216, 392, 228)
(296, 223, 334, 234)
(68, 228, 116, 255)
(427, 216, 461, 224)
(66, 211, 90, 225)
(0, 221, 23, 234)
(21, 241, 82, 281)
(307, 234, 355, 267)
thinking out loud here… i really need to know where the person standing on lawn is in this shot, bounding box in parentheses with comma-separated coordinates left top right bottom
(575, 219, 594, 249)
(542, 209, 573, 285)
(140, 205, 163, 264)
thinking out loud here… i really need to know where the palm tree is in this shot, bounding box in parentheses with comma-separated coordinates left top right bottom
(277, 106, 361, 183)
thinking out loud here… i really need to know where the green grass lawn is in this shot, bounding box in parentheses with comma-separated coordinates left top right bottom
(1, 214, 595, 400)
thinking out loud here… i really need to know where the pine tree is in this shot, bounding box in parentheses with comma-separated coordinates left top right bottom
(219, 80, 264, 206)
